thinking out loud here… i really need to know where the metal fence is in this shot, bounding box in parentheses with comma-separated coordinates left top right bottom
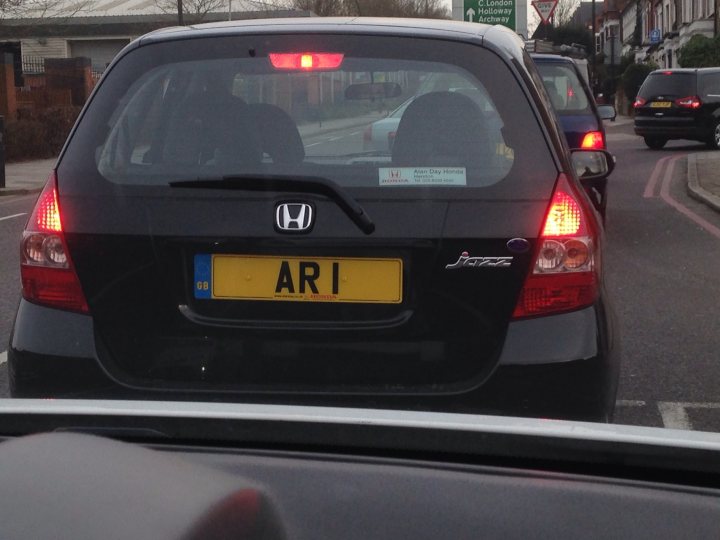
(22, 56, 105, 80)
(21, 56, 45, 74)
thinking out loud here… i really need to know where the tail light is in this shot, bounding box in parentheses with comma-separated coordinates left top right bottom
(675, 96, 701, 109)
(269, 53, 344, 71)
(20, 173, 89, 313)
(512, 173, 599, 319)
(387, 131, 396, 150)
(633, 97, 646, 107)
(580, 131, 605, 150)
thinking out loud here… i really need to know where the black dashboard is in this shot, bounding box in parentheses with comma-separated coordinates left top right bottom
(1, 431, 718, 539)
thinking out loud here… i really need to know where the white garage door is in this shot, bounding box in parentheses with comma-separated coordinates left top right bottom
(69, 39, 130, 71)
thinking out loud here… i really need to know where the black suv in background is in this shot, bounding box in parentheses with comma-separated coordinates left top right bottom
(634, 68, 720, 149)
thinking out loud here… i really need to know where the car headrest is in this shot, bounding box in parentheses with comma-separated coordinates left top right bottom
(247, 104, 305, 165)
(391, 91, 490, 167)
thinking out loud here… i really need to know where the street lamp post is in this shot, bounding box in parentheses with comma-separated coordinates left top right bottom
(591, 0, 596, 94)
(177, 0, 184, 25)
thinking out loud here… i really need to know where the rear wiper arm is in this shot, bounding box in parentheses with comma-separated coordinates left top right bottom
(169, 174, 375, 234)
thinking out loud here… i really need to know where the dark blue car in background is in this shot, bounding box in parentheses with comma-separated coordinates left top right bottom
(532, 53, 616, 220)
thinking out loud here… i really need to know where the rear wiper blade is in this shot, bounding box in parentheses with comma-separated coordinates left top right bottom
(169, 174, 375, 234)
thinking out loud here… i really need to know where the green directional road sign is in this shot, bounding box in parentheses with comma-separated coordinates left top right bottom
(463, 0, 516, 31)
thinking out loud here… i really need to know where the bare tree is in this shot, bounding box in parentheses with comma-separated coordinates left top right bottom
(155, 0, 226, 23)
(291, 0, 346, 16)
(258, 0, 449, 18)
(344, 0, 449, 18)
(552, 0, 579, 25)
(3, 0, 97, 19)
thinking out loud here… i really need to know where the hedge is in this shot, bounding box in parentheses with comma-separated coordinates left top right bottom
(5, 106, 82, 162)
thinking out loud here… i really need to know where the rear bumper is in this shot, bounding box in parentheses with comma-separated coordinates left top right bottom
(8, 299, 619, 422)
(634, 120, 706, 140)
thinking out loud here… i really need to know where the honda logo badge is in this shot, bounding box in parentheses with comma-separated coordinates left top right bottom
(275, 203, 314, 233)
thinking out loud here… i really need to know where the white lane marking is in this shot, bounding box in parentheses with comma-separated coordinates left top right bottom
(643, 155, 671, 198)
(0, 194, 36, 207)
(616, 400, 646, 407)
(659, 154, 720, 240)
(618, 400, 720, 431)
(658, 401, 692, 430)
(304, 142, 323, 148)
(327, 131, 362, 143)
(0, 351, 6, 366)
(0, 212, 27, 222)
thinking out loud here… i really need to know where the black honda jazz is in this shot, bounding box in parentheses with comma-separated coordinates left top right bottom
(9, 18, 618, 421)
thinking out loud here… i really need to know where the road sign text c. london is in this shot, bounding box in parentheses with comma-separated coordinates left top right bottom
(464, 0, 516, 31)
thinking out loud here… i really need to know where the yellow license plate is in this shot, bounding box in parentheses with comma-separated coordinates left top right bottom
(650, 101, 672, 108)
(207, 255, 403, 303)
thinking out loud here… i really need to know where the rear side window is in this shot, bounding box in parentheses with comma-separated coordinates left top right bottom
(699, 73, 720, 97)
(535, 62, 591, 114)
(60, 34, 557, 200)
(638, 72, 696, 98)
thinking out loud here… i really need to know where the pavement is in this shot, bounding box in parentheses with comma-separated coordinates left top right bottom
(2, 115, 720, 216)
(0, 158, 56, 196)
(687, 153, 720, 212)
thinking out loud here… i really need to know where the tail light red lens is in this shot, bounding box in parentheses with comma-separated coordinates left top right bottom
(580, 131, 605, 150)
(20, 173, 89, 313)
(269, 53, 344, 71)
(512, 174, 599, 319)
(633, 97, 646, 108)
(675, 96, 701, 109)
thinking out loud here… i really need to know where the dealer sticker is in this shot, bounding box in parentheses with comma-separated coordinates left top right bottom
(378, 167, 467, 186)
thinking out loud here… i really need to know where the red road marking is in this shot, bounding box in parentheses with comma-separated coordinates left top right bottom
(643, 155, 671, 198)
(659, 154, 720, 239)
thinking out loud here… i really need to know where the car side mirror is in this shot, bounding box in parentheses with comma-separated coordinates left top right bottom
(597, 105, 616, 121)
(570, 149, 615, 181)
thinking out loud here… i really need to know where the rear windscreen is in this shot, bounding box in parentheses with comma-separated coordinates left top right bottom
(59, 34, 557, 200)
(638, 72, 696, 98)
(535, 62, 591, 115)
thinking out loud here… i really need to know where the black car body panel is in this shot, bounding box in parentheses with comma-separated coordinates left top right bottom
(9, 19, 618, 421)
(9, 299, 618, 420)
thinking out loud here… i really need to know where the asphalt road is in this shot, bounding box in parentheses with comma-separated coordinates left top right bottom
(604, 122, 720, 430)
(1, 120, 720, 432)
(0, 193, 35, 397)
